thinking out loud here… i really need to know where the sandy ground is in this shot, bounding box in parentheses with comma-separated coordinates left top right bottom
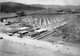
(0, 39, 74, 56)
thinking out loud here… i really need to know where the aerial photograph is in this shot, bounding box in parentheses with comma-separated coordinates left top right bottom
(0, 0, 80, 56)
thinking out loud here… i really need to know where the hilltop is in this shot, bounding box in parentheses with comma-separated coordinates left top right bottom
(0, 2, 45, 13)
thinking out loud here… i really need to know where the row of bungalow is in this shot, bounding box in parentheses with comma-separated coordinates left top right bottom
(21, 15, 69, 30)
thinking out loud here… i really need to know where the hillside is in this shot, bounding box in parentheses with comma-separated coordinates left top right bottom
(0, 2, 45, 13)
(1, 2, 80, 13)
(31, 4, 80, 10)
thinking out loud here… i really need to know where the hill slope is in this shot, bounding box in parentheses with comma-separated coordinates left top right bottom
(0, 2, 45, 13)
(31, 4, 80, 10)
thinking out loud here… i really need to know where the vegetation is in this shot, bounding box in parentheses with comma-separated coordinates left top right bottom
(0, 2, 45, 13)
(0, 2, 80, 44)
(58, 15, 80, 43)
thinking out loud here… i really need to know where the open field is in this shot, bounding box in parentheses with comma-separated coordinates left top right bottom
(0, 23, 80, 56)
(0, 39, 74, 56)
(0, 31, 80, 56)
(0, 2, 80, 56)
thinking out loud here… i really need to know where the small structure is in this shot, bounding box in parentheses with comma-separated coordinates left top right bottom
(18, 27, 29, 30)
(35, 28, 47, 32)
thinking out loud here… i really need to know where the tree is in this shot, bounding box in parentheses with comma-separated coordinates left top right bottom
(16, 11, 26, 17)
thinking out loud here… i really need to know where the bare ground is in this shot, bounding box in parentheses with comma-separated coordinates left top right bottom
(0, 39, 75, 56)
